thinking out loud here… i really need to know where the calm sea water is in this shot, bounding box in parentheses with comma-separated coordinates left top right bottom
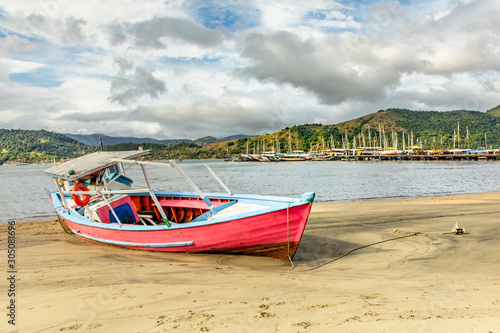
(1, 160, 500, 223)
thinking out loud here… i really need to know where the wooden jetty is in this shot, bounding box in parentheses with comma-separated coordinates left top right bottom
(337, 153, 500, 162)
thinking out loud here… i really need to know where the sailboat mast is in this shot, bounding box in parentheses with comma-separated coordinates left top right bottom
(368, 125, 371, 148)
(378, 124, 382, 148)
(466, 126, 470, 149)
(453, 130, 456, 150)
(288, 131, 291, 153)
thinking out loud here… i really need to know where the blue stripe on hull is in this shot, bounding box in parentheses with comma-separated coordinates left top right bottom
(73, 231, 194, 248)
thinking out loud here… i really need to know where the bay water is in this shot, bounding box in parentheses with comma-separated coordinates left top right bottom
(1, 160, 500, 223)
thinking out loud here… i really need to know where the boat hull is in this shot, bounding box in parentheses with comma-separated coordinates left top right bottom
(54, 198, 312, 261)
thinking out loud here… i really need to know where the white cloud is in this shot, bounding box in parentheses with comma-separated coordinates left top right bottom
(255, 0, 347, 31)
(237, 0, 500, 106)
(0, 81, 72, 124)
(108, 16, 228, 50)
(0, 58, 46, 82)
(0, 0, 499, 140)
(108, 57, 167, 106)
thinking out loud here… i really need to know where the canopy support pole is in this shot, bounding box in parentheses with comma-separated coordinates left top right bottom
(54, 178, 69, 210)
(100, 195, 122, 225)
(140, 164, 171, 227)
(206, 165, 232, 195)
(170, 160, 214, 213)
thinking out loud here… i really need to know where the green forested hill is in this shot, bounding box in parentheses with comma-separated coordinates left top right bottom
(0, 129, 218, 163)
(0, 129, 90, 163)
(210, 108, 500, 153)
(486, 104, 500, 117)
(103, 141, 203, 160)
(388, 109, 499, 148)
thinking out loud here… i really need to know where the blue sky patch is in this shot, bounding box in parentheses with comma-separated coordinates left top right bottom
(159, 56, 221, 67)
(303, 8, 357, 34)
(0, 27, 44, 44)
(9, 66, 63, 88)
(185, 0, 260, 32)
(305, 9, 330, 21)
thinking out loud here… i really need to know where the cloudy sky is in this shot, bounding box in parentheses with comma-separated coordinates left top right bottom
(0, 0, 499, 139)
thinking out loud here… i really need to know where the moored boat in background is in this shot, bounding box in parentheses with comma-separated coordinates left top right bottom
(277, 150, 310, 161)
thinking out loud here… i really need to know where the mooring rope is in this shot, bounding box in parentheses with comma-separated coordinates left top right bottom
(303, 231, 423, 271)
(286, 203, 295, 269)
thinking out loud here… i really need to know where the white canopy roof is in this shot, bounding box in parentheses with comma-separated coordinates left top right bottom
(43, 150, 150, 181)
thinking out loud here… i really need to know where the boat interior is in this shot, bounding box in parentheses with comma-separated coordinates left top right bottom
(67, 193, 234, 226)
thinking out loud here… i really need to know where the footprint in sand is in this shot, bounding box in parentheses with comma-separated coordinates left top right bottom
(86, 323, 103, 329)
(257, 312, 276, 318)
(359, 293, 382, 300)
(292, 322, 311, 328)
(59, 324, 83, 331)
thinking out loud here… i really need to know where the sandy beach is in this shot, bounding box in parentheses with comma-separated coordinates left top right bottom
(2, 192, 500, 332)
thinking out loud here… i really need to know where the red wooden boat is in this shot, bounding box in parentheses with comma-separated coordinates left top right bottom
(44, 151, 314, 261)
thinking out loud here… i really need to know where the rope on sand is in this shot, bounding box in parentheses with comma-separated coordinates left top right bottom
(304, 231, 424, 271)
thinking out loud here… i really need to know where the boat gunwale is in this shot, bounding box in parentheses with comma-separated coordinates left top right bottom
(51, 191, 312, 231)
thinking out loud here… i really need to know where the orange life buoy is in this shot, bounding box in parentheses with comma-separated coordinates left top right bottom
(72, 182, 90, 207)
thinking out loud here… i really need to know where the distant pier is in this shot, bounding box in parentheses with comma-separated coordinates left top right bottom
(338, 153, 500, 161)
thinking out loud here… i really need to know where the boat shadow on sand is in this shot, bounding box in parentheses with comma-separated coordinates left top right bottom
(212, 235, 372, 270)
(292, 234, 396, 269)
(294, 235, 357, 261)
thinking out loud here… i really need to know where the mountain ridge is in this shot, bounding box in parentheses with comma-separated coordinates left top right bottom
(65, 133, 251, 146)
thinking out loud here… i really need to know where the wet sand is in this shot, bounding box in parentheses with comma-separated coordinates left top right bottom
(1, 192, 500, 332)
